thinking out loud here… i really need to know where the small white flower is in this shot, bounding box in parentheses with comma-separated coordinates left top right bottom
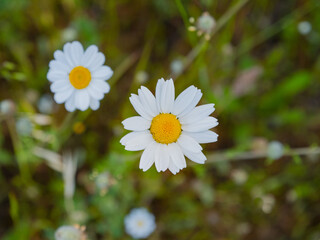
(62, 27, 78, 42)
(120, 78, 219, 174)
(48, 41, 113, 111)
(55, 225, 85, 240)
(0, 99, 15, 115)
(197, 12, 216, 34)
(298, 21, 312, 35)
(16, 117, 33, 136)
(124, 208, 156, 239)
(189, 12, 216, 40)
(135, 71, 149, 84)
(95, 172, 110, 191)
(37, 94, 54, 114)
(230, 169, 248, 185)
(94, 171, 115, 195)
(170, 59, 184, 75)
(267, 141, 284, 160)
(261, 194, 275, 213)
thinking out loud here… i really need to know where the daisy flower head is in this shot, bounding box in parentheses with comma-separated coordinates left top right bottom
(120, 78, 218, 174)
(55, 225, 86, 240)
(124, 208, 156, 239)
(47, 41, 113, 112)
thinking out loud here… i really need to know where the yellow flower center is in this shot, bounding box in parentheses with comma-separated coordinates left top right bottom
(150, 113, 181, 144)
(69, 66, 91, 89)
(73, 122, 86, 134)
(137, 220, 144, 227)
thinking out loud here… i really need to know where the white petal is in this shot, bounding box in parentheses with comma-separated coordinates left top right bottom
(90, 98, 100, 110)
(181, 147, 207, 164)
(88, 52, 105, 71)
(179, 104, 215, 124)
(161, 144, 170, 171)
(65, 94, 76, 112)
(92, 66, 113, 80)
(63, 42, 76, 67)
(160, 79, 175, 113)
(120, 131, 142, 145)
(49, 60, 71, 73)
(168, 160, 180, 174)
(50, 80, 72, 93)
(53, 50, 71, 67)
(172, 86, 197, 115)
(75, 90, 90, 111)
(82, 45, 98, 66)
(120, 131, 150, 145)
(138, 88, 157, 117)
(70, 41, 84, 66)
(139, 141, 157, 171)
(122, 116, 151, 131)
(87, 85, 104, 100)
(54, 88, 73, 104)
(47, 70, 68, 82)
(129, 94, 153, 120)
(185, 131, 218, 144)
(182, 117, 218, 132)
(140, 86, 158, 116)
(167, 143, 186, 169)
(90, 80, 110, 93)
(155, 78, 165, 112)
(177, 133, 202, 153)
(154, 144, 169, 172)
(178, 89, 202, 117)
(124, 131, 153, 151)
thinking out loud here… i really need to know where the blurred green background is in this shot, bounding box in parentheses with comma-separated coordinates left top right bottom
(1, 0, 320, 239)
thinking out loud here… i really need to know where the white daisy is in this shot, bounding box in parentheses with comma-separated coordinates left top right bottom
(55, 225, 86, 240)
(120, 78, 218, 174)
(124, 208, 156, 239)
(47, 41, 113, 111)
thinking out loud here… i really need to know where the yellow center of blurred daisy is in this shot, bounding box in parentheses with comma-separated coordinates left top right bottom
(69, 66, 91, 89)
(137, 220, 144, 227)
(150, 113, 181, 144)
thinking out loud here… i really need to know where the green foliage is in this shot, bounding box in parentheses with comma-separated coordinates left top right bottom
(0, 0, 320, 239)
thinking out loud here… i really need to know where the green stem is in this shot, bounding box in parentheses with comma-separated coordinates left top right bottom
(235, 0, 319, 60)
(175, 0, 189, 28)
(65, 196, 75, 222)
(6, 116, 32, 182)
(206, 146, 320, 163)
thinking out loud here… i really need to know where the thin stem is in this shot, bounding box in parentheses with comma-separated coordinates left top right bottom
(65, 196, 75, 222)
(6, 116, 32, 182)
(234, 1, 319, 61)
(206, 146, 320, 163)
(175, 0, 190, 28)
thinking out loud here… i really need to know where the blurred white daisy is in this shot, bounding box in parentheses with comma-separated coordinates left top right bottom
(37, 94, 54, 114)
(230, 169, 248, 185)
(297, 21, 312, 35)
(120, 78, 218, 174)
(47, 41, 113, 111)
(267, 141, 284, 160)
(188, 12, 216, 40)
(55, 225, 86, 240)
(0, 99, 15, 115)
(170, 59, 184, 75)
(124, 208, 156, 239)
(16, 117, 33, 136)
